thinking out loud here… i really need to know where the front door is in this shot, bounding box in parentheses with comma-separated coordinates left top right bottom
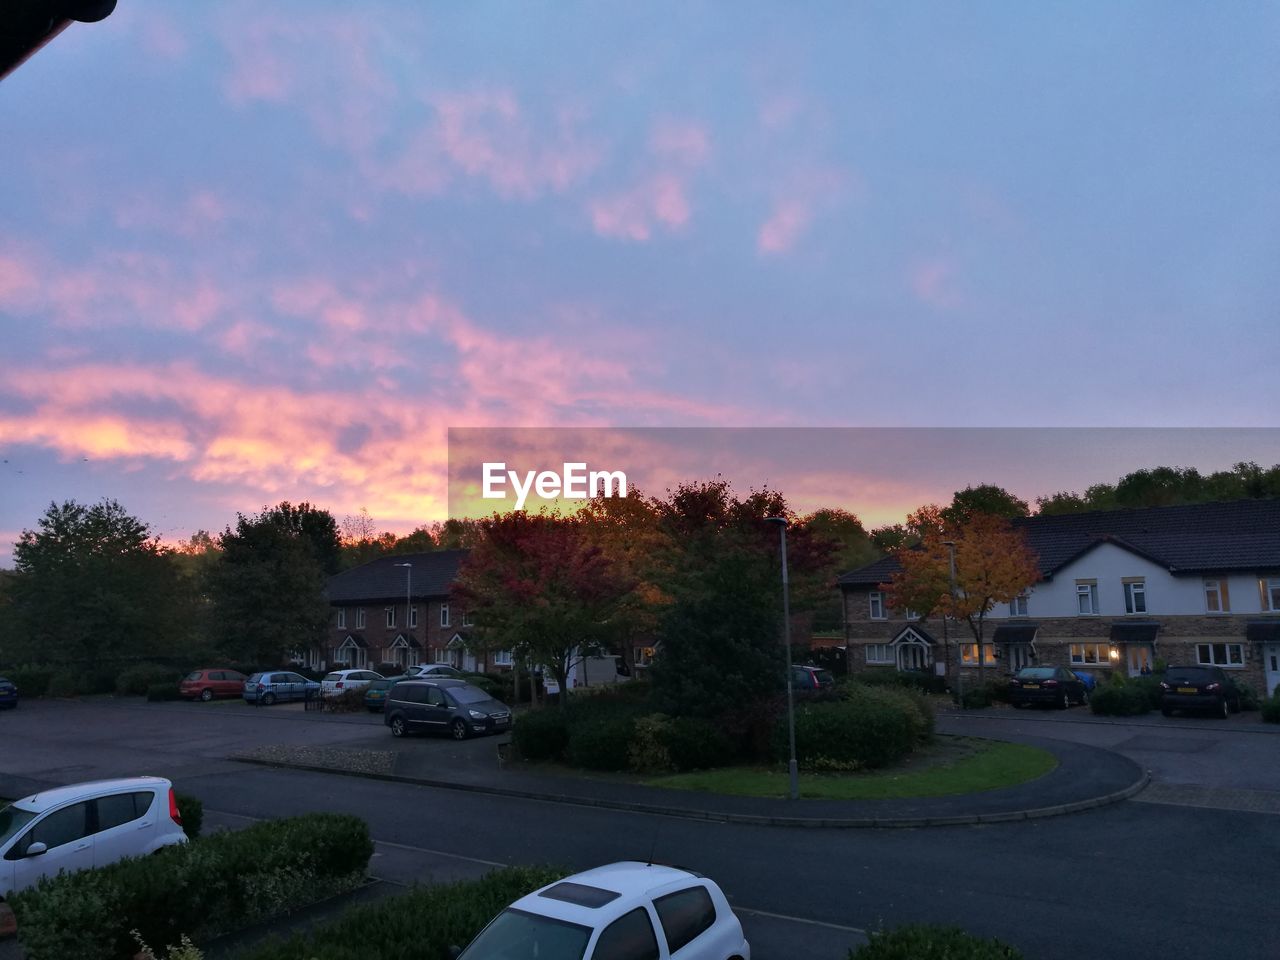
(1009, 643, 1035, 672)
(1127, 644, 1154, 677)
(1266, 644, 1280, 698)
(897, 643, 929, 671)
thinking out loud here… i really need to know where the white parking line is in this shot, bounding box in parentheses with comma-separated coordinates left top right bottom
(735, 907, 868, 937)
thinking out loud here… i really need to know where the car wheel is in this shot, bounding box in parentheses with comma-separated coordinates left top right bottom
(390, 715, 407, 737)
(200, 688, 214, 702)
(261, 692, 276, 706)
(1218, 697, 1229, 719)
(1059, 691, 1070, 710)
(450, 718, 469, 740)
(1079, 688, 1090, 706)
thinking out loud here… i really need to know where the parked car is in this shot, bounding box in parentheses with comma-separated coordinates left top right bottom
(0, 675, 17, 710)
(404, 663, 465, 680)
(1160, 665, 1241, 718)
(242, 671, 321, 705)
(363, 675, 408, 713)
(383, 678, 512, 739)
(321, 669, 383, 698)
(1008, 666, 1089, 708)
(0, 776, 187, 898)
(179, 668, 248, 702)
(791, 665, 835, 692)
(455, 861, 750, 960)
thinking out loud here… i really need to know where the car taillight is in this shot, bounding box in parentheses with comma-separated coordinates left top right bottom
(1160, 682, 1169, 690)
(1206, 682, 1221, 692)
(257, 683, 265, 691)
(336, 681, 344, 689)
(1044, 680, 1058, 687)
(168, 788, 183, 826)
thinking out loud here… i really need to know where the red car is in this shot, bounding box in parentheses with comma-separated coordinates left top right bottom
(180, 668, 248, 701)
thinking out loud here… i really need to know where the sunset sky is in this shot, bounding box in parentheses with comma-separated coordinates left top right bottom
(2, 2, 1278, 559)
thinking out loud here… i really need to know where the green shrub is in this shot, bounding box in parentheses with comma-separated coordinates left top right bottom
(853, 669, 946, 695)
(46, 670, 85, 698)
(513, 706, 571, 761)
(957, 685, 994, 709)
(238, 865, 564, 960)
(565, 711, 636, 771)
(628, 713, 674, 773)
(850, 924, 1024, 959)
(1, 665, 53, 697)
(134, 932, 204, 960)
(9, 813, 372, 960)
(1262, 691, 1280, 724)
(1235, 682, 1261, 712)
(463, 672, 504, 699)
(173, 792, 203, 840)
(117, 663, 182, 696)
(325, 687, 367, 712)
(147, 682, 183, 702)
(1090, 683, 1152, 717)
(785, 687, 922, 771)
(663, 716, 734, 771)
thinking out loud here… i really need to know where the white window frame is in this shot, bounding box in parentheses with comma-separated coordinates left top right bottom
(865, 643, 893, 665)
(1204, 579, 1230, 614)
(435, 647, 453, 664)
(1009, 595, 1029, 617)
(1123, 580, 1147, 615)
(356, 608, 366, 629)
(1076, 582, 1099, 616)
(493, 649, 513, 666)
(1261, 578, 1280, 613)
(336, 608, 346, 629)
(959, 643, 997, 666)
(634, 646, 655, 666)
(1069, 642, 1115, 665)
(462, 609, 474, 627)
(409, 605, 418, 628)
(1197, 642, 1245, 668)
(902, 607, 920, 621)
(868, 592, 886, 620)
(385, 607, 396, 629)
(440, 603, 450, 628)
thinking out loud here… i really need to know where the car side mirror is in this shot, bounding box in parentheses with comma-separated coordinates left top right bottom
(25, 841, 47, 857)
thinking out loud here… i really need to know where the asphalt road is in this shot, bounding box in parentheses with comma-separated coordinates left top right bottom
(3, 698, 1278, 960)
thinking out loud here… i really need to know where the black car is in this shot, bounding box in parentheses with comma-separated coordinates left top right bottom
(1160, 665, 1240, 718)
(1008, 666, 1088, 709)
(384, 678, 513, 740)
(0, 676, 16, 710)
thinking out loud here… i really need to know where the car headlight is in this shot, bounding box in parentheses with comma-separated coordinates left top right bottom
(468, 709, 486, 719)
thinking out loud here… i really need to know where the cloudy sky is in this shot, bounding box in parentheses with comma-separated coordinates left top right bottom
(2, 2, 1278, 556)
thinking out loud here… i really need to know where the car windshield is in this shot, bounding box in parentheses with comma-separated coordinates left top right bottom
(1017, 668, 1056, 680)
(368, 679, 391, 691)
(247, 673, 264, 683)
(1167, 667, 1214, 683)
(323, 673, 342, 682)
(458, 908, 591, 960)
(447, 685, 492, 705)
(815, 670, 834, 684)
(185, 671, 202, 681)
(0, 803, 38, 848)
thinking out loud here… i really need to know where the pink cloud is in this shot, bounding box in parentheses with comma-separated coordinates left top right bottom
(589, 116, 708, 242)
(140, 14, 189, 61)
(756, 167, 855, 256)
(0, 254, 37, 304)
(910, 258, 964, 309)
(650, 119, 711, 166)
(757, 200, 811, 254)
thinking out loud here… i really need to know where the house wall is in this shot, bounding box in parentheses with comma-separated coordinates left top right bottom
(326, 599, 481, 670)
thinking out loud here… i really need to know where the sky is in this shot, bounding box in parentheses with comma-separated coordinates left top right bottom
(2, 2, 1278, 559)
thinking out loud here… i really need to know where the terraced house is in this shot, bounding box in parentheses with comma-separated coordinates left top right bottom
(839, 499, 1280, 697)
(313, 550, 512, 674)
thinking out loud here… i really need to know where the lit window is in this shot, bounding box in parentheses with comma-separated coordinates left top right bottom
(1076, 582, 1099, 616)
(868, 592, 886, 620)
(1069, 642, 1115, 665)
(865, 643, 893, 665)
(960, 644, 997, 665)
(1204, 580, 1230, 613)
(1123, 580, 1146, 615)
(1009, 595, 1029, 617)
(1197, 642, 1244, 667)
(440, 603, 450, 627)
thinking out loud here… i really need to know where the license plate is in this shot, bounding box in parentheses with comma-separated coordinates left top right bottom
(495, 717, 510, 725)
(1022, 684, 1039, 689)
(1177, 687, 1197, 694)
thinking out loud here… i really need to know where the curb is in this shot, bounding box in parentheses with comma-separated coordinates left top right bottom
(231, 756, 1150, 829)
(942, 710, 1280, 736)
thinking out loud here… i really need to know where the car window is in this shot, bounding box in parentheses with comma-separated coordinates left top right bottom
(653, 886, 716, 954)
(29, 802, 92, 851)
(458, 908, 591, 960)
(95, 792, 148, 831)
(287, 673, 307, 683)
(208, 671, 225, 681)
(1017, 667, 1056, 679)
(1167, 667, 1213, 683)
(392, 684, 427, 704)
(359, 672, 380, 680)
(426, 687, 447, 707)
(815, 670, 834, 684)
(185, 671, 203, 681)
(368, 679, 391, 691)
(448, 685, 491, 705)
(247, 673, 264, 683)
(324, 673, 342, 682)
(0, 804, 38, 851)
(593, 907, 660, 960)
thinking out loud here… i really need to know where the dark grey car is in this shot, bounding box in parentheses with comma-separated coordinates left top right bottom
(383, 678, 512, 740)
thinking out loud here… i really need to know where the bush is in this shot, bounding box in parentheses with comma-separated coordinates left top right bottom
(173, 792, 203, 840)
(628, 713, 674, 773)
(1090, 683, 1152, 717)
(9, 813, 373, 960)
(0, 665, 53, 698)
(957, 685, 994, 709)
(116, 663, 182, 696)
(46, 670, 85, 698)
(1236, 682, 1261, 712)
(854, 669, 946, 695)
(850, 924, 1024, 959)
(238, 866, 564, 960)
(785, 687, 923, 771)
(663, 716, 734, 771)
(147, 682, 183, 702)
(565, 711, 636, 771)
(513, 706, 571, 762)
(463, 672, 504, 699)
(1262, 691, 1280, 724)
(325, 687, 367, 712)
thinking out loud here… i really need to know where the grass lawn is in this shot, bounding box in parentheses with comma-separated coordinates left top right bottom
(643, 737, 1057, 800)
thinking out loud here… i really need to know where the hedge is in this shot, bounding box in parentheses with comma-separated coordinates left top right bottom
(850, 925, 1024, 959)
(116, 663, 182, 696)
(1091, 676, 1161, 717)
(147, 682, 183, 702)
(785, 687, 927, 771)
(173, 792, 203, 840)
(565, 711, 636, 771)
(9, 813, 373, 960)
(513, 706, 570, 761)
(1262, 691, 1280, 724)
(0, 666, 52, 698)
(239, 865, 565, 960)
(627, 714, 734, 773)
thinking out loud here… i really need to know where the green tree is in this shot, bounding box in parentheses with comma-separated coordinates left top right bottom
(942, 484, 1030, 524)
(7, 500, 191, 667)
(206, 502, 340, 665)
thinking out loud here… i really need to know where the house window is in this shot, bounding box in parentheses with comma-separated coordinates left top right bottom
(959, 644, 997, 666)
(1261, 578, 1280, 613)
(336, 608, 346, 629)
(493, 649, 513, 666)
(356, 608, 366, 629)
(868, 592, 886, 620)
(1122, 580, 1146, 615)
(634, 646, 655, 666)
(440, 603, 450, 627)
(865, 643, 893, 665)
(435, 647, 453, 664)
(1197, 643, 1244, 667)
(462, 609, 474, 627)
(902, 607, 920, 621)
(1070, 642, 1116, 665)
(1009, 595, 1029, 617)
(1204, 580, 1230, 613)
(409, 606, 418, 628)
(385, 607, 396, 629)
(1076, 581, 1099, 616)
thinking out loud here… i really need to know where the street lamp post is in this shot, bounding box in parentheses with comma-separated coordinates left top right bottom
(942, 541, 959, 707)
(766, 517, 799, 801)
(394, 562, 412, 667)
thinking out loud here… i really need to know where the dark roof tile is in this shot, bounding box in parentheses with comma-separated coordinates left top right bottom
(327, 550, 468, 604)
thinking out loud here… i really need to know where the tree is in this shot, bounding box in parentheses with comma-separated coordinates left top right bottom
(942, 484, 1030, 525)
(453, 512, 636, 705)
(7, 500, 192, 667)
(206, 502, 340, 665)
(886, 511, 1040, 686)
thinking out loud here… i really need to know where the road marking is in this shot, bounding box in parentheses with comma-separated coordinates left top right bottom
(1133, 783, 1280, 816)
(735, 906, 868, 937)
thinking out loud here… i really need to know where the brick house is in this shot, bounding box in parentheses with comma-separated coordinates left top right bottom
(839, 499, 1280, 697)
(314, 550, 513, 674)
